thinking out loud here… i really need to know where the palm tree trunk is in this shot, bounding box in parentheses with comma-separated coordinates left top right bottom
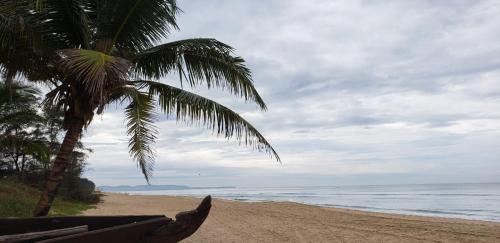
(33, 118, 84, 217)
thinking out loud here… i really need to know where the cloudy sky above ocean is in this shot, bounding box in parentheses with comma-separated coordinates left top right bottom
(84, 0, 500, 187)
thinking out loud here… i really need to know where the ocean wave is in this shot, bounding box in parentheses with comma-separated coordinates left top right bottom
(318, 193, 500, 196)
(123, 183, 500, 222)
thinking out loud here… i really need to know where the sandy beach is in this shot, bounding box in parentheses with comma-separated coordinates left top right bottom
(82, 193, 500, 242)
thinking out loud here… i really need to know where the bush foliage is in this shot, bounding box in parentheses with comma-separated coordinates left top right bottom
(0, 83, 99, 205)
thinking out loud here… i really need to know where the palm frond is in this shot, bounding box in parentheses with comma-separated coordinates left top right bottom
(124, 88, 158, 182)
(0, 1, 71, 49)
(0, 1, 77, 82)
(0, 2, 37, 49)
(42, 83, 67, 111)
(133, 39, 267, 110)
(92, 0, 179, 52)
(55, 49, 131, 104)
(37, 0, 92, 48)
(137, 40, 266, 109)
(133, 80, 280, 162)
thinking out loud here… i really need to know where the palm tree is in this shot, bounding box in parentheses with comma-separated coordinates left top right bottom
(0, 0, 279, 216)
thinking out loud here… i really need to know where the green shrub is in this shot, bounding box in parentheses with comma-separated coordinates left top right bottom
(0, 179, 94, 217)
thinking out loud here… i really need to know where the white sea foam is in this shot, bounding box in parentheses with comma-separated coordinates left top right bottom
(102, 183, 500, 222)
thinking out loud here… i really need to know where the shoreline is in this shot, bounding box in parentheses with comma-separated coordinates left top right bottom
(103, 191, 500, 223)
(83, 193, 500, 242)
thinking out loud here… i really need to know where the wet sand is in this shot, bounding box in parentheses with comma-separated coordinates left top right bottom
(83, 193, 500, 242)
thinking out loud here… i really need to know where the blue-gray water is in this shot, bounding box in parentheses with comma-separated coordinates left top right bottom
(102, 183, 500, 222)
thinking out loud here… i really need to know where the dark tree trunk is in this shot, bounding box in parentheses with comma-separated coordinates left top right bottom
(13, 153, 20, 173)
(4, 69, 14, 102)
(33, 118, 84, 217)
(20, 154, 26, 173)
(19, 154, 26, 181)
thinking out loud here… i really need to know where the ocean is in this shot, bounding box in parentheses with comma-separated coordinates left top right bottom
(101, 183, 500, 222)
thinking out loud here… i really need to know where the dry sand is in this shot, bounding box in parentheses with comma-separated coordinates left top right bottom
(83, 193, 500, 243)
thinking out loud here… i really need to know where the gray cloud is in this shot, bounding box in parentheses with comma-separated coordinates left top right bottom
(84, 0, 500, 186)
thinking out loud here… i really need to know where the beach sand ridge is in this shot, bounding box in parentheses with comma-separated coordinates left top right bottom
(83, 193, 500, 243)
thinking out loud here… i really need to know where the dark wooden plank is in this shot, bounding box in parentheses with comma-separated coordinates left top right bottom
(0, 225, 88, 243)
(0, 216, 164, 235)
(39, 195, 211, 243)
(37, 218, 168, 243)
(0, 196, 212, 243)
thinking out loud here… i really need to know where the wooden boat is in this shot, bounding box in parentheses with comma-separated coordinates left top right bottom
(0, 196, 211, 243)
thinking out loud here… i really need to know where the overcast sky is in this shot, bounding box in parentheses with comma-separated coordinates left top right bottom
(83, 0, 500, 187)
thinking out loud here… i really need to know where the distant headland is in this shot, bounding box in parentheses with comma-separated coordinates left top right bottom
(99, 185, 235, 192)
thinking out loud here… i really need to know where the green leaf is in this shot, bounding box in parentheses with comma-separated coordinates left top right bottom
(133, 38, 268, 110)
(93, 0, 179, 51)
(123, 88, 158, 182)
(134, 80, 280, 162)
(55, 49, 131, 102)
(39, 0, 92, 48)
